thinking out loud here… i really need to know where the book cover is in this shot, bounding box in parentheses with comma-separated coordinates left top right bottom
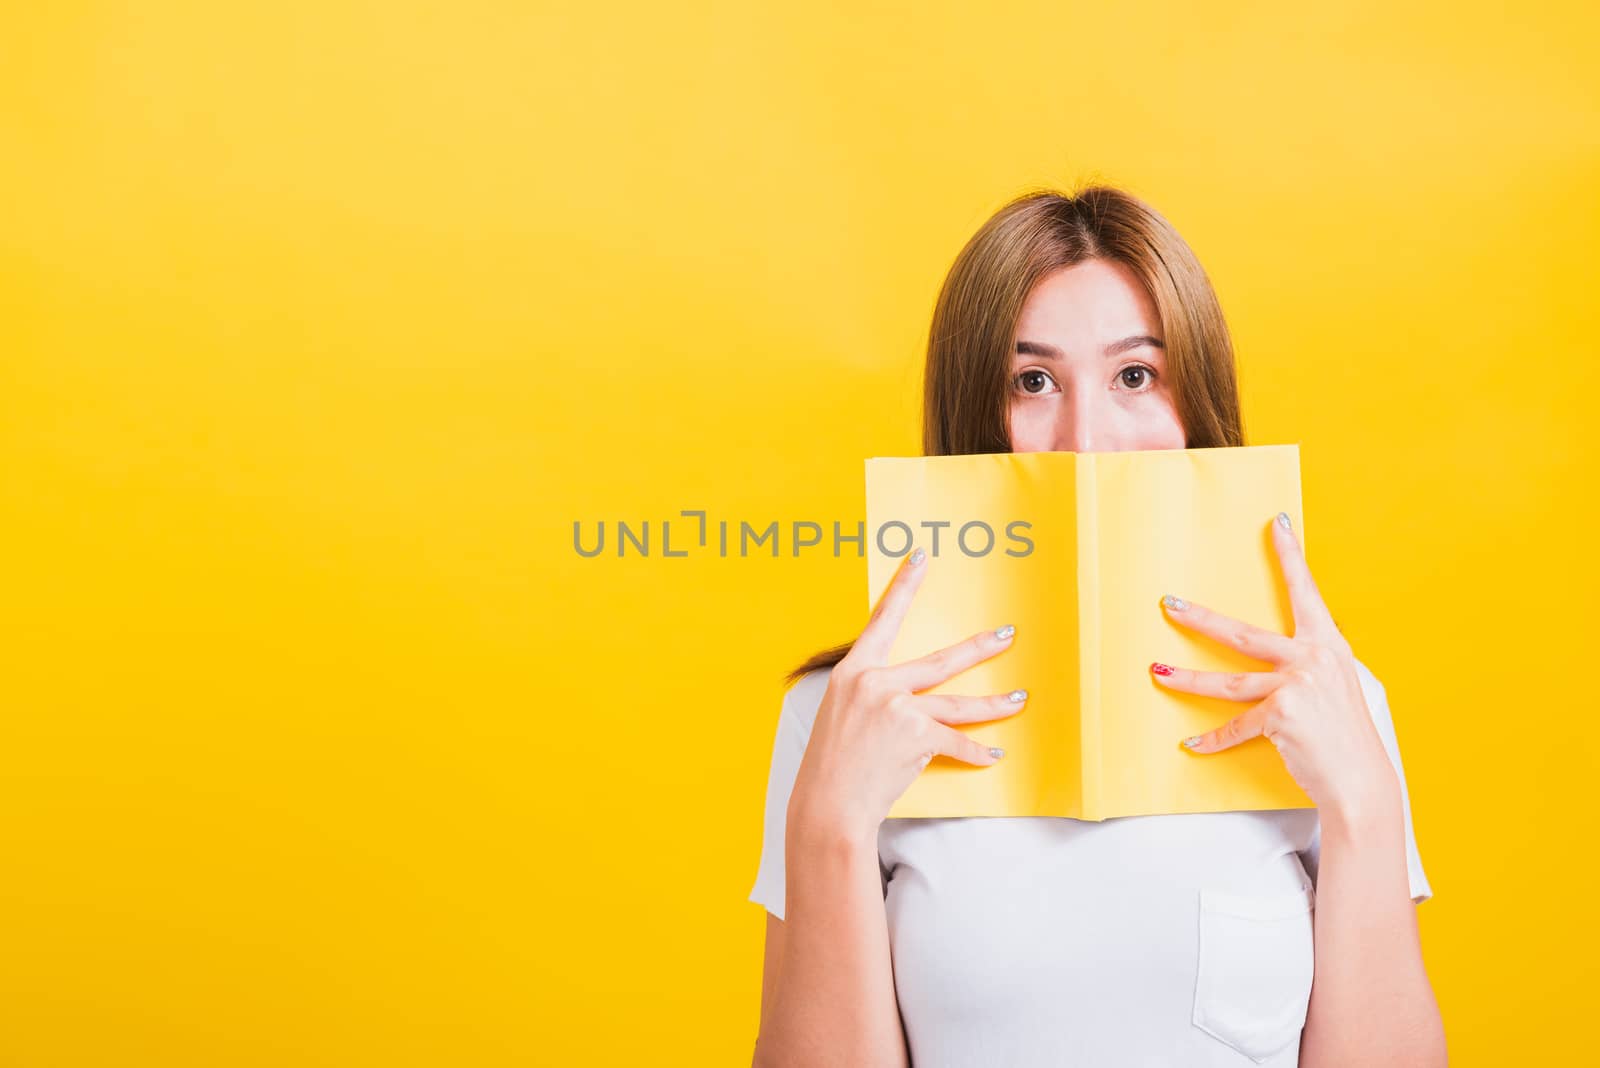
(864, 444, 1315, 820)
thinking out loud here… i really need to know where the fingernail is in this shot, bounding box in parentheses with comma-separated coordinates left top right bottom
(1161, 594, 1188, 611)
(1007, 689, 1028, 703)
(1182, 735, 1202, 749)
(994, 624, 1015, 641)
(909, 547, 925, 566)
(1276, 512, 1291, 531)
(988, 747, 1006, 759)
(1150, 662, 1174, 676)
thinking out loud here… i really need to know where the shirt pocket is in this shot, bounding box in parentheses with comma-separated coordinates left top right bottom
(1191, 883, 1316, 1063)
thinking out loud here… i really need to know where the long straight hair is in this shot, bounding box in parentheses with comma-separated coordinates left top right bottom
(785, 185, 1245, 685)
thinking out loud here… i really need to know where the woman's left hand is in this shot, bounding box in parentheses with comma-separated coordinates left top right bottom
(1148, 511, 1401, 824)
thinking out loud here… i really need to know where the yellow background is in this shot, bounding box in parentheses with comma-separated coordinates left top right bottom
(3, 2, 1595, 1064)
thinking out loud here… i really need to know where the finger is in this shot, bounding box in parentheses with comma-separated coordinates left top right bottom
(928, 721, 1007, 767)
(1268, 512, 1339, 642)
(911, 688, 1029, 725)
(1149, 663, 1287, 702)
(852, 547, 928, 665)
(887, 624, 1017, 692)
(1179, 703, 1270, 754)
(1160, 594, 1298, 665)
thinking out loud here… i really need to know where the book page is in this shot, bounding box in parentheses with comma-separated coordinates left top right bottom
(866, 452, 1083, 817)
(1090, 444, 1315, 818)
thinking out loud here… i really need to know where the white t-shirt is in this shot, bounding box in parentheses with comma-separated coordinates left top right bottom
(748, 657, 1432, 1067)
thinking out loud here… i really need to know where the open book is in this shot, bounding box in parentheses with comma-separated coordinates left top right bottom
(864, 444, 1315, 820)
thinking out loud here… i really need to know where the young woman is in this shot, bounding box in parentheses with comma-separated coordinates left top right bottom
(747, 187, 1445, 1067)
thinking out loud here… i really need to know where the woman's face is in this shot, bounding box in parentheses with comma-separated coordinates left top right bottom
(1008, 258, 1186, 454)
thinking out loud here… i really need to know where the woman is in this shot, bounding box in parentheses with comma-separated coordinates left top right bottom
(747, 187, 1445, 1066)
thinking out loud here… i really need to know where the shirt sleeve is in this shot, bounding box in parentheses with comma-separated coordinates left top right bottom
(748, 667, 891, 921)
(1298, 656, 1434, 904)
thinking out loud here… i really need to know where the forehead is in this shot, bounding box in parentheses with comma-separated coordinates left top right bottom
(1014, 259, 1163, 344)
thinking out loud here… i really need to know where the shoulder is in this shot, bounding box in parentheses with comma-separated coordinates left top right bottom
(1349, 654, 1397, 732)
(1348, 652, 1415, 766)
(781, 666, 834, 730)
(1351, 654, 1386, 703)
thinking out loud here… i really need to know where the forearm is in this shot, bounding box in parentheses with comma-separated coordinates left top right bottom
(1299, 783, 1445, 1067)
(753, 803, 906, 1068)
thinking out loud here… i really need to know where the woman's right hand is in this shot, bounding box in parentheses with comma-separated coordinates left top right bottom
(787, 546, 1028, 844)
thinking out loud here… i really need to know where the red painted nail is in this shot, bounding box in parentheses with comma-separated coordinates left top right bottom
(1150, 662, 1175, 676)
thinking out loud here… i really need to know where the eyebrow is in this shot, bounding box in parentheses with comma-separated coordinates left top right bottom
(1015, 336, 1165, 359)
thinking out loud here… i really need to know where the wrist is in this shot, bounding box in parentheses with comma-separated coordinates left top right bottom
(1321, 770, 1403, 843)
(787, 789, 878, 857)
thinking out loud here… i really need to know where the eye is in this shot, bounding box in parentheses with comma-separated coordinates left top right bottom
(1118, 364, 1158, 391)
(1013, 369, 1059, 395)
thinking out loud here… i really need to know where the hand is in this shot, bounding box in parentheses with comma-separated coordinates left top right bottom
(788, 546, 1028, 845)
(1147, 511, 1400, 823)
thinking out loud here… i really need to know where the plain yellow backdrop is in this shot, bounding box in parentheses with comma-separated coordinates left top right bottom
(3, 2, 1596, 1064)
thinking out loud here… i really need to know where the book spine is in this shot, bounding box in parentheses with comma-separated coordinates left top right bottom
(1076, 452, 1102, 821)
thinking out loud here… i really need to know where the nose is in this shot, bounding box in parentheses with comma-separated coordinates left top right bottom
(1054, 383, 1103, 452)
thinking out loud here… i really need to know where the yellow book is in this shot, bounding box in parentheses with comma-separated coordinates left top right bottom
(865, 444, 1315, 820)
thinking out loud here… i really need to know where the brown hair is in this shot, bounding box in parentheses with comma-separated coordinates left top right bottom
(785, 183, 1245, 685)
